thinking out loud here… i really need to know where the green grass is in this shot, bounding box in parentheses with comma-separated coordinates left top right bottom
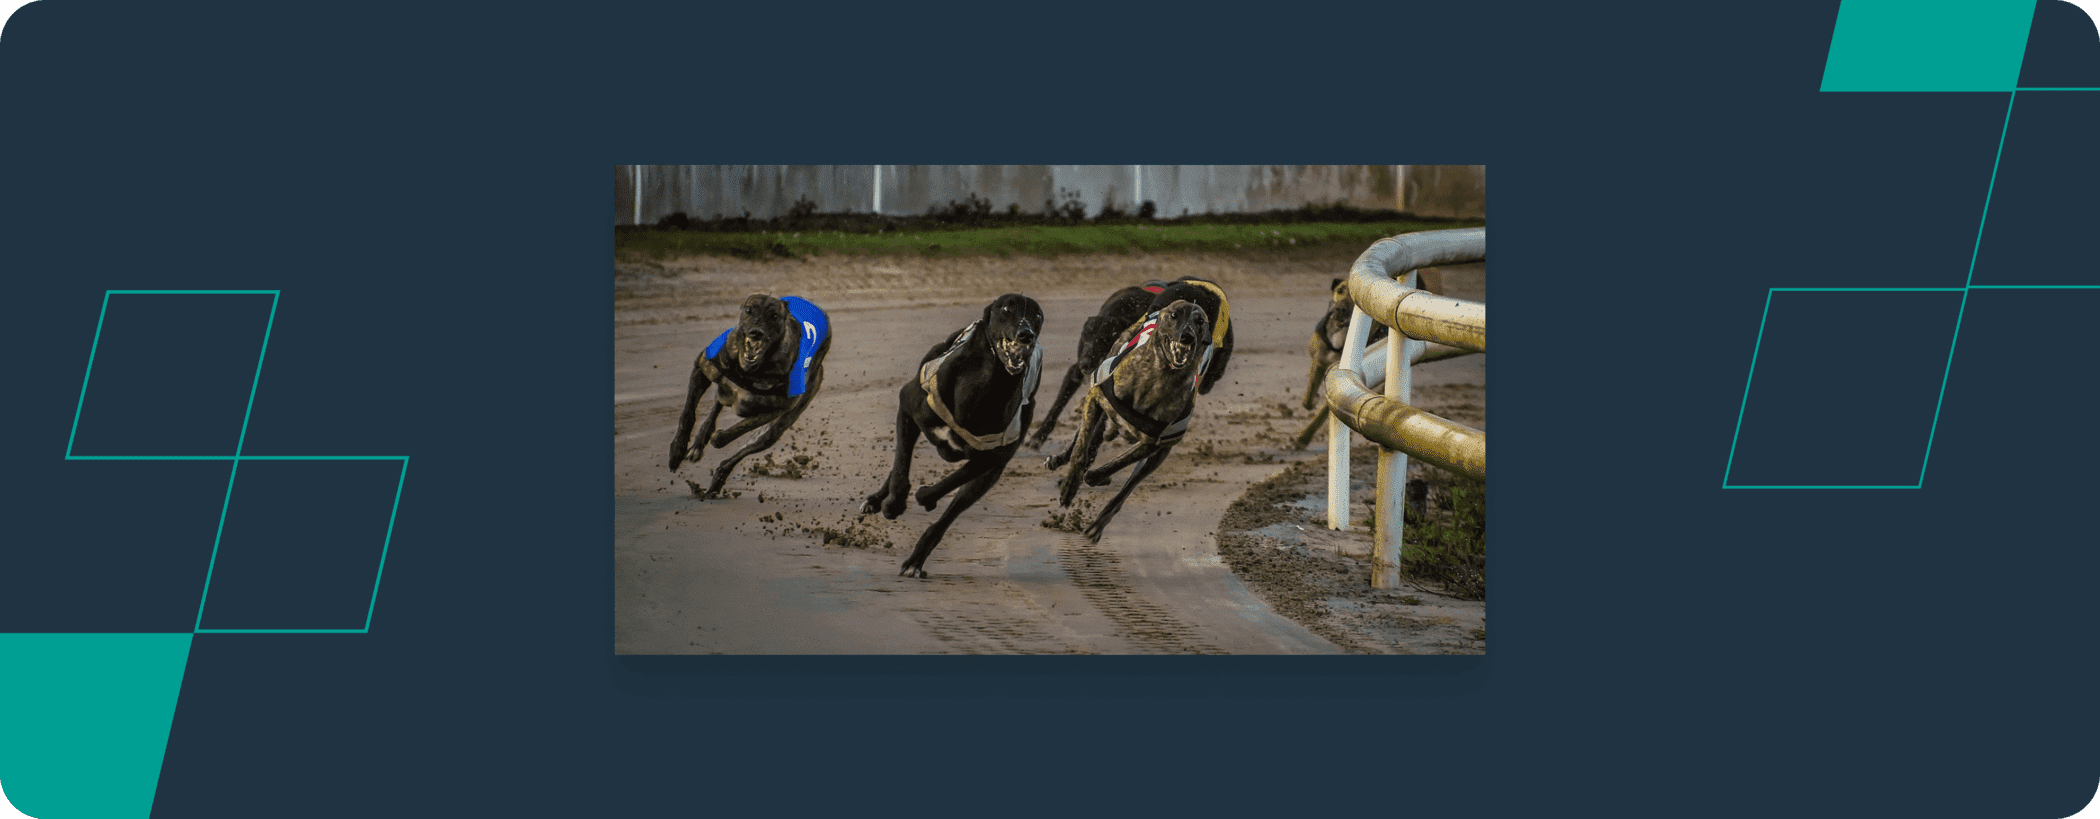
(1399, 476, 1486, 600)
(614, 220, 1481, 261)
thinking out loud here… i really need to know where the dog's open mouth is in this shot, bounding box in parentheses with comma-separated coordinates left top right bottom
(740, 334, 767, 369)
(1167, 330, 1198, 369)
(993, 335, 1032, 375)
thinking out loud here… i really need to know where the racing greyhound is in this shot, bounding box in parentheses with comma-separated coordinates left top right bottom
(1294, 269, 1442, 449)
(668, 293, 832, 499)
(1024, 281, 1165, 450)
(1044, 298, 1210, 543)
(862, 293, 1045, 578)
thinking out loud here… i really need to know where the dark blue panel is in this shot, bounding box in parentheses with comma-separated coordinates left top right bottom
(68, 293, 274, 457)
(1727, 290, 1964, 486)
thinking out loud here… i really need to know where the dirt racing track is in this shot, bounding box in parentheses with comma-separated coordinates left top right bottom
(613, 251, 1485, 654)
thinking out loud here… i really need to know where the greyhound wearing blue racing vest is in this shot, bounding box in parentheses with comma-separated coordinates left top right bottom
(862, 293, 1045, 578)
(668, 293, 832, 499)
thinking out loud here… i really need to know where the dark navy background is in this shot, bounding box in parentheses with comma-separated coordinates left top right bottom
(3, 1, 2098, 816)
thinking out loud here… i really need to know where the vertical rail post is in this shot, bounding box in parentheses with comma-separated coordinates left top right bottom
(1327, 302, 1377, 531)
(1373, 270, 1418, 588)
(632, 165, 642, 226)
(873, 164, 883, 214)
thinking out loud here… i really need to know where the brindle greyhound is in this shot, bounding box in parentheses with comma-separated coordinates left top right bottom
(1024, 281, 1165, 450)
(1044, 299, 1210, 543)
(1293, 269, 1441, 449)
(862, 293, 1045, 578)
(668, 293, 832, 498)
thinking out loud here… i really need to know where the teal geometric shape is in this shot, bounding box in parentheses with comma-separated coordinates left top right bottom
(1821, 0, 2037, 91)
(61, 291, 277, 459)
(1722, 288, 1968, 489)
(0, 633, 192, 819)
(65, 290, 279, 460)
(57, 290, 412, 634)
(193, 456, 411, 634)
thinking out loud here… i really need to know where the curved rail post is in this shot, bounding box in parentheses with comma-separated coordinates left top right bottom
(1322, 228, 1486, 589)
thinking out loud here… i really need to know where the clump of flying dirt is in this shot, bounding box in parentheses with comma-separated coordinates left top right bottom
(747, 452, 817, 478)
(1039, 494, 1100, 532)
(684, 480, 740, 500)
(796, 515, 893, 550)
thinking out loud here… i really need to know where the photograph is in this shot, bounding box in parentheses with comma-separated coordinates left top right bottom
(612, 165, 1487, 654)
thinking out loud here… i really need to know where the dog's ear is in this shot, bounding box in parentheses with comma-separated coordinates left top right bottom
(1331, 278, 1342, 290)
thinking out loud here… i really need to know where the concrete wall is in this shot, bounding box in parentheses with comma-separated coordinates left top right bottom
(615, 164, 1484, 225)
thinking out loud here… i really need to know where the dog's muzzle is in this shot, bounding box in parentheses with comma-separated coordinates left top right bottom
(740, 331, 767, 368)
(994, 330, 1035, 375)
(1167, 330, 1199, 369)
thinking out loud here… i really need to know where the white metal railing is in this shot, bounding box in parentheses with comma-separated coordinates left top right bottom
(1322, 228, 1486, 589)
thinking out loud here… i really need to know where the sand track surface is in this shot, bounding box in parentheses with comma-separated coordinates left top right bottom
(614, 251, 1484, 654)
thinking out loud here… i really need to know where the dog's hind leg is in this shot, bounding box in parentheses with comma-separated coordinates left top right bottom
(915, 448, 1004, 511)
(710, 411, 777, 449)
(898, 454, 1010, 578)
(1082, 443, 1174, 544)
(668, 363, 716, 471)
(862, 402, 918, 520)
(1025, 362, 1089, 450)
(705, 391, 815, 498)
(1043, 394, 1092, 472)
(1084, 439, 1159, 487)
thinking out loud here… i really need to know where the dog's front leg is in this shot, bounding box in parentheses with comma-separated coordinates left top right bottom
(668, 362, 717, 471)
(1057, 398, 1109, 508)
(862, 402, 919, 520)
(1082, 442, 1175, 544)
(686, 399, 728, 472)
(898, 452, 1010, 578)
(1291, 406, 1331, 451)
(1303, 335, 1330, 411)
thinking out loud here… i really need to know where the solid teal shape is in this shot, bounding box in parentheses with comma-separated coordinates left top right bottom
(0, 634, 192, 819)
(1822, 0, 2037, 91)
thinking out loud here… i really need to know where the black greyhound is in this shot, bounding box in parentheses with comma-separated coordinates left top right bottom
(1024, 281, 1165, 450)
(1044, 299, 1210, 543)
(862, 294, 1045, 578)
(668, 293, 832, 498)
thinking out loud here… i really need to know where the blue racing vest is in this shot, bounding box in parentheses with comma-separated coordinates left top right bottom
(704, 296, 830, 396)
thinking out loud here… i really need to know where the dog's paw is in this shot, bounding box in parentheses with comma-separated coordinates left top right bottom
(859, 494, 883, 516)
(913, 484, 940, 512)
(1084, 469, 1113, 487)
(898, 565, 928, 579)
(1083, 521, 1106, 544)
(710, 431, 735, 449)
